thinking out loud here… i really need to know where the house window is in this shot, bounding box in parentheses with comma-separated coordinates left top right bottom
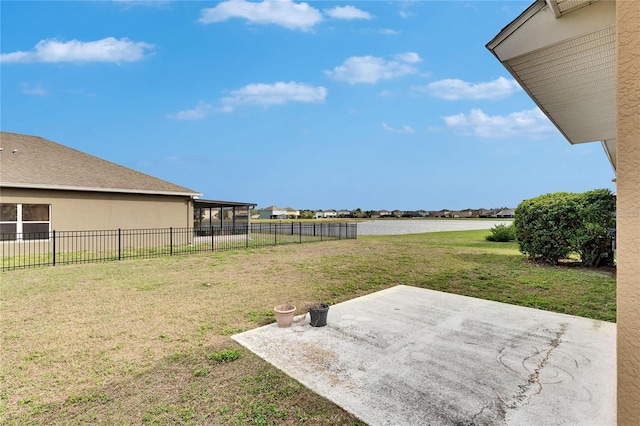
(0, 203, 51, 241)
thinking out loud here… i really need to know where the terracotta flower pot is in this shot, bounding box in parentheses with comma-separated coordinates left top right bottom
(274, 304, 296, 328)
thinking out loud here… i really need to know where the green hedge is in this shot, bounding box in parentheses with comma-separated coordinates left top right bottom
(514, 189, 615, 266)
(485, 223, 516, 242)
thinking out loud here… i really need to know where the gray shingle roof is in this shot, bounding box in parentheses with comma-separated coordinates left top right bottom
(0, 132, 201, 197)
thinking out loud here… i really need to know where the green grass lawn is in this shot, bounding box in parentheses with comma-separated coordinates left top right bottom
(0, 230, 615, 425)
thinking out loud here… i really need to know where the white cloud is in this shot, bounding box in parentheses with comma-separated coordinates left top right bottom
(402, 125, 416, 134)
(163, 155, 182, 163)
(222, 81, 327, 110)
(382, 122, 415, 134)
(442, 107, 557, 139)
(325, 54, 420, 84)
(395, 52, 421, 64)
(421, 77, 521, 100)
(0, 37, 152, 63)
(199, 0, 323, 31)
(166, 101, 213, 120)
(324, 5, 371, 20)
(379, 28, 400, 35)
(169, 81, 327, 119)
(20, 83, 48, 96)
(112, 0, 172, 6)
(399, 10, 413, 18)
(377, 89, 395, 97)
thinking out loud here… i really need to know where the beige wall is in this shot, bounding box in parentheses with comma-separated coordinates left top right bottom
(616, 0, 640, 423)
(1, 187, 194, 231)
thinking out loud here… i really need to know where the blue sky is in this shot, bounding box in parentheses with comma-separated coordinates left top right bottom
(1, 0, 616, 211)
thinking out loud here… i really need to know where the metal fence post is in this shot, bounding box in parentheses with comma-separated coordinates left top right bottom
(52, 230, 56, 266)
(299, 222, 302, 243)
(118, 228, 122, 261)
(170, 227, 173, 256)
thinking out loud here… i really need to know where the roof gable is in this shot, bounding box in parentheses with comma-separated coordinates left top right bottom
(0, 132, 201, 197)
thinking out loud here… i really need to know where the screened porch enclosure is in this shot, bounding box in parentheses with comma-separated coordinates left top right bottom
(193, 199, 256, 236)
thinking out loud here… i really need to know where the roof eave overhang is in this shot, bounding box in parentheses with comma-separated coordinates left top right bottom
(0, 182, 202, 198)
(195, 199, 258, 208)
(486, 0, 547, 51)
(486, 0, 617, 173)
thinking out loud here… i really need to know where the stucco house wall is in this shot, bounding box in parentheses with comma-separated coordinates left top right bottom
(616, 0, 640, 422)
(1, 187, 193, 231)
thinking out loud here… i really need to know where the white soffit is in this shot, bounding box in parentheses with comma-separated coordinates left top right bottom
(507, 25, 616, 143)
(487, 0, 616, 145)
(553, 0, 600, 17)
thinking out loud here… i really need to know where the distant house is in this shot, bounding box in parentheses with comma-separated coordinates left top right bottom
(379, 210, 392, 218)
(0, 131, 202, 238)
(479, 209, 500, 218)
(432, 209, 451, 218)
(401, 211, 417, 218)
(337, 210, 352, 218)
(496, 208, 515, 218)
(314, 210, 338, 219)
(324, 209, 337, 218)
(284, 207, 300, 219)
(258, 206, 289, 220)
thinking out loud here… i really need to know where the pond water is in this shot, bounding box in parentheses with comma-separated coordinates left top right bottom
(356, 219, 512, 236)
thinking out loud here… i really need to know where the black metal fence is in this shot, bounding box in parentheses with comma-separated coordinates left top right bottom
(0, 222, 357, 272)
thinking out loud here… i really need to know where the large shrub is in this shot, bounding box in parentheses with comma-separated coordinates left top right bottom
(485, 223, 515, 242)
(514, 189, 615, 266)
(573, 189, 617, 267)
(514, 192, 577, 263)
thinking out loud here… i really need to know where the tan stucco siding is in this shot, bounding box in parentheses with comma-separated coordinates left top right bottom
(616, 0, 640, 423)
(0, 188, 194, 231)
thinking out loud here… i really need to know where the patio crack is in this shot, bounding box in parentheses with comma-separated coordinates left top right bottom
(468, 396, 507, 425)
(508, 323, 568, 410)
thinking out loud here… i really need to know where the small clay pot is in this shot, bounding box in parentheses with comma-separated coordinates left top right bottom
(274, 304, 296, 328)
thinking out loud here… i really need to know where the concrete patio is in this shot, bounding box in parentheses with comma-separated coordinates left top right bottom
(233, 285, 616, 425)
